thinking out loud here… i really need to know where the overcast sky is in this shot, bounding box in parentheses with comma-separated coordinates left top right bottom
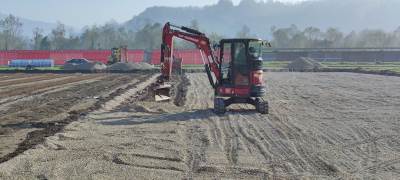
(0, 0, 307, 28)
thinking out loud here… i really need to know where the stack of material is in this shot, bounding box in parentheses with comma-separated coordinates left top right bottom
(287, 57, 325, 71)
(63, 62, 107, 71)
(107, 62, 155, 71)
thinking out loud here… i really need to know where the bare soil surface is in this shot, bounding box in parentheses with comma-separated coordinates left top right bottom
(0, 73, 153, 164)
(1, 72, 400, 179)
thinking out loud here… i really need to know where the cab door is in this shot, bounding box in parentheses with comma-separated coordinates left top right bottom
(231, 42, 250, 86)
(220, 42, 233, 85)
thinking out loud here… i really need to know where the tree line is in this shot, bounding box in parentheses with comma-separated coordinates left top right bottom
(1, 14, 400, 51)
(270, 25, 400, 48)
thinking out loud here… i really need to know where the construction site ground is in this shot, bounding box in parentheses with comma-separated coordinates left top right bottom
(0, 72, 399, 179)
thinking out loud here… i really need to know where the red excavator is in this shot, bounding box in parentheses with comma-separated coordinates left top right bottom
(155, 22, 270, 114)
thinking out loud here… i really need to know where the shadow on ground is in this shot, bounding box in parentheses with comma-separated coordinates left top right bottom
(97, 108, 261, 126)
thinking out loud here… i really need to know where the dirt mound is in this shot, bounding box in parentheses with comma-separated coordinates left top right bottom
(63, 62, 107, 71)
(107, 62, 155, 71)
(287, 57, 325, 71)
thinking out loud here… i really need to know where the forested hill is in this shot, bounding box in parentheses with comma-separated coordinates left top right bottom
(125, 0, 400, 38)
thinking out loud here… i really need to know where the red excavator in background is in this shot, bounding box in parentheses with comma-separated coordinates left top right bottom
(155, 22, 270, 114)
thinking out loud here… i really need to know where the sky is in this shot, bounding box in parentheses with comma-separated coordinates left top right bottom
(0, 0, 307, 28)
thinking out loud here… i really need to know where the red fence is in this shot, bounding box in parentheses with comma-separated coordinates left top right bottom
(0, 50, 145, 66)
(0, 49, 206, 66)
(150, 49, 204, 65)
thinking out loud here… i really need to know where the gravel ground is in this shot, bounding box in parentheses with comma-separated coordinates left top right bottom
(0, 72, 399, 179)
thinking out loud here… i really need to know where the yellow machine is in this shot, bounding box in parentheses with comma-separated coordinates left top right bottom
(108, 46, 128, 64)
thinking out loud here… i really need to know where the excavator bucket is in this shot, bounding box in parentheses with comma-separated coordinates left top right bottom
(154, 84, 171, 102)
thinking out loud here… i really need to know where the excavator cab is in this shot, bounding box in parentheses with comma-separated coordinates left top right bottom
(214, 39, 269, 114)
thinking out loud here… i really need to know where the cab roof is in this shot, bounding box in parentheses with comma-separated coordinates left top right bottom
(220, 38, 262, 43)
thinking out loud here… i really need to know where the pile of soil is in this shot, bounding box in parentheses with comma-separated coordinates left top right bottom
(287, 57, 325, 71)
(107, 62, 155, 71)
(63, 62, 107, 71)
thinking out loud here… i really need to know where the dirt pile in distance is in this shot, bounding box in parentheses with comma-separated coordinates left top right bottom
(63, 62, 107, 71)
(107, 62, 155, 71)
(287, 57, 325, 71)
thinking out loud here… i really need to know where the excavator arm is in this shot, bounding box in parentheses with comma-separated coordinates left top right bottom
(160, 22, 220, 88)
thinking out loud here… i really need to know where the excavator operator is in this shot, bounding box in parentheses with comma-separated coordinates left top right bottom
(234, 43, 250, 85)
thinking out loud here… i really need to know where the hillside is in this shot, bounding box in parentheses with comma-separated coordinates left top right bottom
(0, 13, 59, 37)
(125, 0, 400, 38)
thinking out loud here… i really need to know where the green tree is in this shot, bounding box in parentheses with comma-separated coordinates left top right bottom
(236, 25, 251, 38)
(324, 28, 344, 47)
(208, 32, 224, 44)
(40, 36, 51, 50)
(81, 25, 100, 49)
(357, 29, 389, 48)
(51, 22, 67, 50)
(190, 19, 200, 30)
(343, 31, 357, 48)
(0, 14, 23, 50)
(32, 27, 44, 50)
(133, 23, 162, 50)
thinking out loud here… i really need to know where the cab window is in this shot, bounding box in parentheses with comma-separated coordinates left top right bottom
(248, 41, 262, 59)
(220, 43, 232, 83)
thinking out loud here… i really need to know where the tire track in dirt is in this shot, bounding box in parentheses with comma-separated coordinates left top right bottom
(183, 74, 212, 110)
(265, 72, 400, 178)
(0, 75, 73, 91)
(242, 114, 305, 174)
(0, 74, 65, 87)
(204, 116, 224, 150)
(0, 73, 32, 81)
(0, 75, 99, 98)
(265, 116, 312, 173)
(229, 118, 252, 154)
(0, 76, 105, 107)
(266, 74, 342, 175)
(182, 74, 223, 177)
(1, 72, 399, 179)
(0, 75, 122, 124)
(183, 73, 273, 178)
(221, 115, 239, 165)
(0, 74, 146, 129)
(184, 123, 209, 178)
(0, 73, 153, 164)
(235, 116, 270, 160)
(112, 154, 184, 172)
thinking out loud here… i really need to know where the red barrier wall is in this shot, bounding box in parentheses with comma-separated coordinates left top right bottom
(0, 50, 145, 66)
(0, 49, 204, 66)
(150, 49, 203, 65)
(127, 50, 145, 63)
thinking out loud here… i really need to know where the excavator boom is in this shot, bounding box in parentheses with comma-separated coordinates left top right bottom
(155, 22, 221, 101)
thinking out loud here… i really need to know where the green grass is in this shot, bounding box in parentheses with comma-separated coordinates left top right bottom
(263, 61, 290, 69)
(261, 61, 400, 73)
(182, 64, 204, 69)
(182, 61, 291, 69)
(181, 61, 400, 73)
(321, 62, 400, 72)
